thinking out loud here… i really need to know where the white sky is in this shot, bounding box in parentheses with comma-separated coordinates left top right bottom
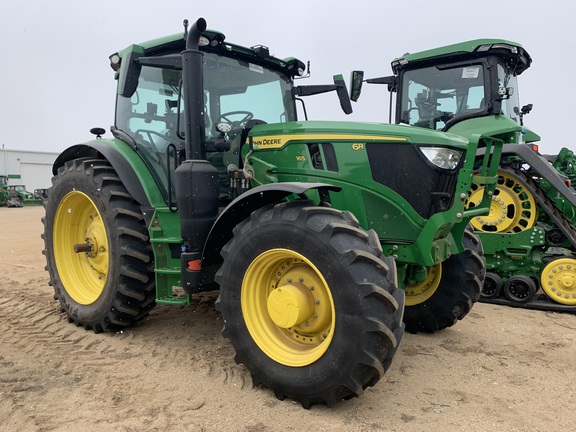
(1, 0, 573, 154)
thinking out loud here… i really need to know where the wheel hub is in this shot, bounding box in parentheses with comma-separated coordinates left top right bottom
(267, 283, 315, 328)
(541, 258, 576, 305)
(84, 218, 108, 276)
(559, 274, 575, 289)
(405, 264, 442, 306)
(470, 195, 508, 228)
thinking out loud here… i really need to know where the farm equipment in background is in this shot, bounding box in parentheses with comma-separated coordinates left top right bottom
(0, 176, 41, 207)
(356, 38, 576, 313)
(42, 18, 501, 407)
(34, 188, 49, 200)
(0, 175, 19, 207)
(11, 185, 43, 206)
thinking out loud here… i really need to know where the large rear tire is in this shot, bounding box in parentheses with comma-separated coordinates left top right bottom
(42, 158, 155, 333)
(403, 226, 484, 333)
(215, 200, 404, 407)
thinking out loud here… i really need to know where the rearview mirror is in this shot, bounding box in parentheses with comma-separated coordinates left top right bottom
(333, 74, 353, 115)
(350, 71, 364, 102)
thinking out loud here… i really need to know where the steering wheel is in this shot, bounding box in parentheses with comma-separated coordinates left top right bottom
(216, 110, 254, 129)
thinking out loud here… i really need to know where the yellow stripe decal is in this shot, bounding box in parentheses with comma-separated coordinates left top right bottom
(252, 134, 407, 149)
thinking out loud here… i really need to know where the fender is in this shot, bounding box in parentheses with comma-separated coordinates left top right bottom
(52, 140, 166, 208)
(201, 182, 341, 267)
(478, 143, 576, 207)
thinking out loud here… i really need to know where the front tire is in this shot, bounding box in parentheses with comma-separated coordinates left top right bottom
(403, 227, 484, 333)
(42, 158, 155, 333)
(215, 201, 404, 407)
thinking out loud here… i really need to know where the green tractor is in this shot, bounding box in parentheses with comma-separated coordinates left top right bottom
(11, 184, 42, 206)
(357, 39, 576, 313)
(42, 19, 501, 407)
(0, 176, 24, 207)
(1, 177, 43, 207)
(0, 175, 13, 206)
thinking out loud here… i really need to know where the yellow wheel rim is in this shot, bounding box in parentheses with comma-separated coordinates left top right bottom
(242, 249, 335, 367)
(467, 172, 537, 233)
(540, 258, 576, 305)
(405, 264, 442, 306)
(53, 191, 109, 305)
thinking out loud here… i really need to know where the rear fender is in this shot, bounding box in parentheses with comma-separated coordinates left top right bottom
(52, 140, 166, 209)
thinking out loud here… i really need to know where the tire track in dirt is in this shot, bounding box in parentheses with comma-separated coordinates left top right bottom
(0, 272, 246, 378)
(0, 274, 254, 431)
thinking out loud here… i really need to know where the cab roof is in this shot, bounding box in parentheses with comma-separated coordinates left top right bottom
(391, 38, 532, 75)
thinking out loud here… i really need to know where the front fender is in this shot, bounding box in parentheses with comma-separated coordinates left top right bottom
(201, 182, 341, 266)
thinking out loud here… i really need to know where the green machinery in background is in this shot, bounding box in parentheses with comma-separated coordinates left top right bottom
(0, 176, 42, 207)
(356, 38, 576, 313)
(42, 19, 501, 407)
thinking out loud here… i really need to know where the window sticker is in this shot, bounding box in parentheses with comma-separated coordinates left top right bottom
(462, 66, 480, 79)
(249, 63, 264, 74)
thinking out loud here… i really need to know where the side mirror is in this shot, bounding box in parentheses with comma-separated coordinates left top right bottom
(333, 74, 353, 115)
(293, 75, 354, 115)
(350, 71, 364, 102)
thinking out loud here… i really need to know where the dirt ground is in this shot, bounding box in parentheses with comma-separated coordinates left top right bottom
(1, 206, 575, 432)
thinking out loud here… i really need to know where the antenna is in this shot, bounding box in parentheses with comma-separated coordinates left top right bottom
(183, 19, 189, 39)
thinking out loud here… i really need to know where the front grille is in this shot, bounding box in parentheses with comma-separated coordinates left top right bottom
(366, 143, 459, 218)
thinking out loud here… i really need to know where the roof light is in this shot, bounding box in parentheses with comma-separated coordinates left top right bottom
(477, 43, 518, 54)
(109, 53, 121, 71)
(286, 58, 306, 77)
(491, 43, 518, 54)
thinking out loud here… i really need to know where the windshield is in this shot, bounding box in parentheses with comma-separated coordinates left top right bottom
(399, 64, 486, 130)
(115, 52, 296, 200)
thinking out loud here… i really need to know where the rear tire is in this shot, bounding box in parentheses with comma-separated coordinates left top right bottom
(42, 158, 155, 333)
(215, 200, 404, 407)
(403, 226, 484, 333)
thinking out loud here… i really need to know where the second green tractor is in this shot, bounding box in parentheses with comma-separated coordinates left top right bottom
(357, 38, 576, 313)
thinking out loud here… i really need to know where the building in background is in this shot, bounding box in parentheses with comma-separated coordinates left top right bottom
(1, 146, 58, 191)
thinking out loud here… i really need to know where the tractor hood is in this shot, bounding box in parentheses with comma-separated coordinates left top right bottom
(247, 120, 470, 150)
(446, 115, 541, 145)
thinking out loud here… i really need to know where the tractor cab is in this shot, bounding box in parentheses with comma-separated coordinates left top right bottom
(109, 27, 350, 206)
(355, 39, 537, 144)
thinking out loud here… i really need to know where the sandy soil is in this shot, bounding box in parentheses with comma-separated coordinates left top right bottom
(1, 206, 575, 432)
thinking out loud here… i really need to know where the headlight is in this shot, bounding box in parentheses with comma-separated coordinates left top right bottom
(420, 147, 463, 170)
(216, 122, 232, 133)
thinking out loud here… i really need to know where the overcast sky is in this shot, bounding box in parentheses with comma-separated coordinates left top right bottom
(1, 0, 573, 155)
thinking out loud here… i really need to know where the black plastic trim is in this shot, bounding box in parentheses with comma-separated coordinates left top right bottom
(53, 143, 150, 207)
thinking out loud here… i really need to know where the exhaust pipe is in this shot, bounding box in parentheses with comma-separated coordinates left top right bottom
(182, 17, 207, 160)
(176, 18, 220, 289)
